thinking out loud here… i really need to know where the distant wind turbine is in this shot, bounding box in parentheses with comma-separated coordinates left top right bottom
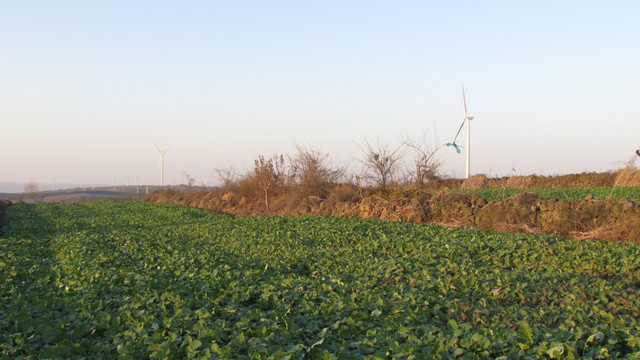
(154, 143, 169, 186)
(180, 162, 184, 185)
(446, 85, 474, 179)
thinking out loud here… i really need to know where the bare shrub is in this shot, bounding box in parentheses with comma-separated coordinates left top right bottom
(358, 138, 405, 190)
(216, 167, 240, 190)
(289, 145, 345, 198)
(403, 134, 443, 188)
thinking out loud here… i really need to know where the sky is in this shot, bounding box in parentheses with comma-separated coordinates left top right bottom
(2, 1, 639, 189)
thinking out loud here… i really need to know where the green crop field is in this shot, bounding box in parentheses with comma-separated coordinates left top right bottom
(1, 202, 639, 359)
(452, 186, 640, 202)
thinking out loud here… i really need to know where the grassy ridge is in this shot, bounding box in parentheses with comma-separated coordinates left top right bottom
(1, 202, 639, 359)
(452, 186, 640, 202)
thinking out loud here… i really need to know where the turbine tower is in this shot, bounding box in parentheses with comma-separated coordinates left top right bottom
(449, 85, 474, 179)
(446, 85, 473, 179)
(154, 143, 169, 186)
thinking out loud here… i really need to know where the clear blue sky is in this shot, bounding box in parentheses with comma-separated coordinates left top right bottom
(2, 1, 639, 187)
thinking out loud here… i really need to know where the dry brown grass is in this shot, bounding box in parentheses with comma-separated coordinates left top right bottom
(614, 167, 640, 187)
(460, 175, 488, 190)
(573, 219, 640, 242)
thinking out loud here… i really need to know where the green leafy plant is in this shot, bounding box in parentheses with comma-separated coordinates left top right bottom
(1, 202, 639, 358)
(453, 186, 640, 201)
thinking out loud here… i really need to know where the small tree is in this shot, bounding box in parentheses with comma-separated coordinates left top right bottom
(24, 182, 42, 203)
(289, 145, 345, 198)
(358, 138, 405, 190)
(184, 172, 196, 190)
(252, 154, 290, 211)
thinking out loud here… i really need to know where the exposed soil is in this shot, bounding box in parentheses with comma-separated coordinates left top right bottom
(144, 170, 640, 242)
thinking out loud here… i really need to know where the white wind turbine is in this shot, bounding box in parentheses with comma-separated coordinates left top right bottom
(446, 85, 474, 179)
(154, 143, 169, 186)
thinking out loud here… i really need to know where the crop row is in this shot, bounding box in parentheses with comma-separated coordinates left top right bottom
(452, 186, 640, 202)
(1, 201, 639, 359)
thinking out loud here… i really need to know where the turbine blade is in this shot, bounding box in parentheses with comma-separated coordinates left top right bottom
(154, 142, 162, 153)
(462, 85, 468, 116)
(452, 119, 465, 143)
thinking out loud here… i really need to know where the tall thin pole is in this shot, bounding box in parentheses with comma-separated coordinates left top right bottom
(466, 119, 470, 179)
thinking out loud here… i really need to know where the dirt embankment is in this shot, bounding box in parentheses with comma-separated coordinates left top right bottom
(144, 188, 640, 242)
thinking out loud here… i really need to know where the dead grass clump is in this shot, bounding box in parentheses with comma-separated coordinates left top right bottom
(506, 175, 534, 189)
(574, 218, 640, 242)
(460, 175, 488, 190)
(614, 167, 640, 187)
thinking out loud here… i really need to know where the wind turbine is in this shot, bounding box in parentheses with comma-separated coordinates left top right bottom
(154, 143, 169, 186)
(446, 85, 474, 179)
(180, 162, 184, 185)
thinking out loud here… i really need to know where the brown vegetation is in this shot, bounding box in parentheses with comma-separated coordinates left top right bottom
(614, 167, 640, 187)
(143, 146, 640, 243)
(144, 163, 640, 242)
(144, 186, 640, 242)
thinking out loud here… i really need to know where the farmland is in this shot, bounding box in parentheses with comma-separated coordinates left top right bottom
(1, 201, 639, 359)
(452, 186, 640, 202)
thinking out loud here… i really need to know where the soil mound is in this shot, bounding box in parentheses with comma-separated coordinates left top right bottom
(460, 175, 488, 189)
(506, 175, 534, 189)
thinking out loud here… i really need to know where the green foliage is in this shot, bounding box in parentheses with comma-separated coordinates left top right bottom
(453, 186, 640, 201)
(1, 201, 639, 358)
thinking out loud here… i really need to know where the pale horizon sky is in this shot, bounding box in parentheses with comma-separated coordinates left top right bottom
(2, 1, 639, 188)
